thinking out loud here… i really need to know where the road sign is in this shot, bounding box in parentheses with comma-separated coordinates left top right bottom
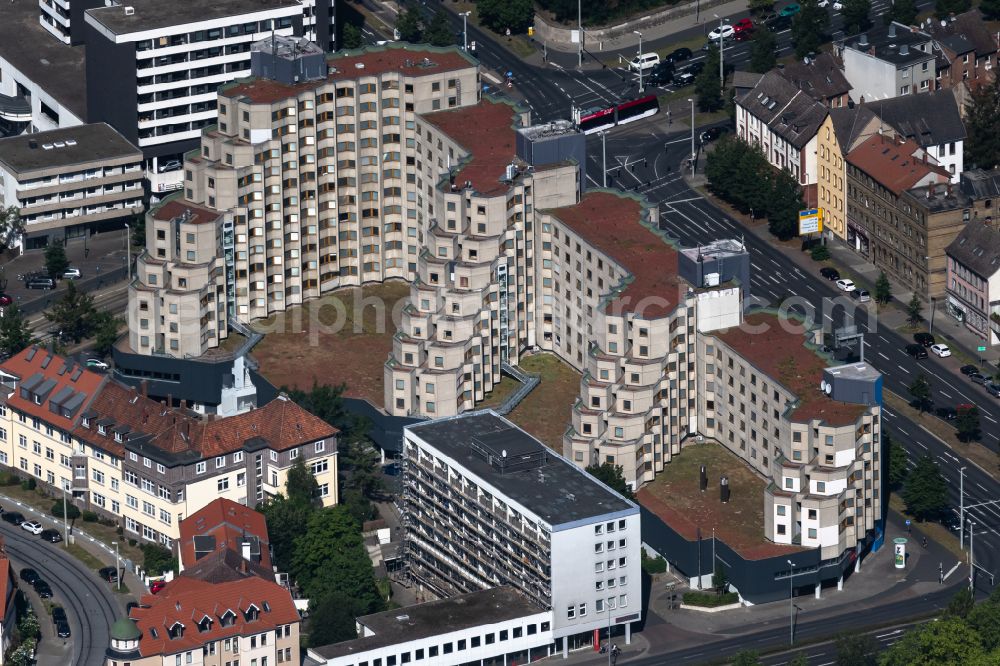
(978, 346, 987, 352)
(798, 208, 823, 235)
(905, 519, 911, 526)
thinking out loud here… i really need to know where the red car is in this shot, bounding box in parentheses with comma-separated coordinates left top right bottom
(733, 18, 755, 40)
(0, 294, 12, 306)
(149, 580, 167, 594)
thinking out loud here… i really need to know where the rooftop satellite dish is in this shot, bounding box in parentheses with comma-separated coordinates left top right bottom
(820, 380, 828, 393)
(825, 382, 833, 395)
(501, 449, 507, 458)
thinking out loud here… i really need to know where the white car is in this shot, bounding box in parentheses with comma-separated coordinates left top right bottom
(86, 359, 109, 370)
(62, 267, 81, 279)
(817, 0, 829, 6)
(21, 521, 43, 535)
(835, 278, 856, 292)
(832, 0, 843, 8)
(930, 343, 951, 358)
(709, 24, 735, 40)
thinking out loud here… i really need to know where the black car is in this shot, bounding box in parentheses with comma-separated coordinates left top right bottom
(55, 620, 71, 638)
(820, 267, 840, 281)
(32, 580, 52, 599)
(700, 127, 724, 143)
(935, 406, 957, 420)
(913, 332, 935, 347)
(98, 566, 119, 583)
(648, 66, 674, 86)
(2, 512, 25, 526)
(52, 607, 67, 624)
(39, 529, 62, 543)
(19, 568, 39, 585)
(686, 61, 705, 75)
(25, 277, 55, 290)
(665, 47, 692, 62)
(673, 71, 696, 87)
(961, 364, 979, 376)
(766, 14, 792, 30)
(970, 372, 988, 385)
(905, 344, 928, 359)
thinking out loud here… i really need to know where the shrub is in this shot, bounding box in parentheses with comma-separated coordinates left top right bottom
(140, 543, 177, 575)
(0, 471, 20, 486)
(128, 539, 137, 547)
(810, 245, 831, 261)
(82, 511, 98, 523)
(640, 550, 667, 575)
(51, 500, 81, 521)
(20, 478, 35, 491)
(682, 591, 740, 607)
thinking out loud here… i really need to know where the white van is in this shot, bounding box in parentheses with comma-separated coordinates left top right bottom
(629, 52, 661, 71)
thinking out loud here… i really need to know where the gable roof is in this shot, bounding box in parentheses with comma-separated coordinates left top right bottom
(927, 11, 998, 58)
(130, 576, 298, 656)
(0, 346, 105, 433)
(179, 548, 275, 585)
(868, 89, 966, 147)
(777, 53, 852, 102)
(178, 498, 271, 572)
(946, 219, 1000, 278)
(846, 133, 950, 195)
(829, 105, 881, 152)
(737, 70, 829, 149)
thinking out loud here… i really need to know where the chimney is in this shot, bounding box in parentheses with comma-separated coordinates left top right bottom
(140, 379, 148, 397)
(889, 24, 897, 38)
(180, 399, 187, 410)
(900, 44, 909, 56)
(928, 182, 936, 198)
(699, 465, 708, 492)
(167, 394, 173, 408)
(859, 34, 869, 47)
(720, 476, 731, 503)
(242, 538, 252, 562)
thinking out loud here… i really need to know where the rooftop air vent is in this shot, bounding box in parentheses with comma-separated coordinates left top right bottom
(65, 139, 77, 146)
(124, 5, 134, 15)
(42, 143, 54, 150)
(355, 62, 365, 69)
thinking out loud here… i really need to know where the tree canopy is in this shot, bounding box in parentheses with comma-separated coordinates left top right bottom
(965, 78, 1000, 170)
(45, 282, 99, 344)
(695, 44, 724, 112)
(585, 462, 634, 499)
(884, 0, 917, 25)
(478, 0, 534, 35)
(875, 271, 893, 305)
(886, 433, 909, 491)
(341, 23, 363, 49)
(792, 0, 829, 57)
(395, 7, 422, 43)
(956, 405, 981, 442)
(44, 244, 69, 280)
(0, 207, 23, 254)
(424, 11, 454, 47)
(0, 304, 33, 357)
(841, 0, 872, 34)
(907, 373, 932, 412)
(750, 27, 777, 73)
(881, 616, 989, 665)
(902, 454, 948, 522)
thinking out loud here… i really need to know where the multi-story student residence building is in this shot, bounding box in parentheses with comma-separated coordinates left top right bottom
(401, 412, 642, 654)
(0, 346, 338, 549)
(0, 123, 144, 250)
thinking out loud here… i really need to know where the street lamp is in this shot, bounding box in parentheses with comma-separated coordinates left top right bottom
(634, 31, 644, 94)
(599, 130, 609, 188)
(124, 222, 131, 282)
(969, 519, 976, 592)
(960, 466, 967, 550)
(688, 98, 696, 176)
(112, 541, 121, 591)
(714, 14, 729, 91)
(577, 0, 583, 68)
(787, 560, 795, 645)
(459, 11, 471, 52)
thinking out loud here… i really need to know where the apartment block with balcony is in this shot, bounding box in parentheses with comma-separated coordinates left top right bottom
(0, 123, 144, 250)
(702, 313, 883, 560)
(0, 346, 338, 550)
(83, 0, 305, 194)
(401, 412, 642, 654)
(38, 0, 103, 45)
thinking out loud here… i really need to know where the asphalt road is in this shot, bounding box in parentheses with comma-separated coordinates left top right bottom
(0, 521, 121, 666)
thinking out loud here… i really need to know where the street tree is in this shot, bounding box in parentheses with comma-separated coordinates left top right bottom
(906, 293, 924, 326)
(44, 282, 98, 343)
(792, 0, 828, 57)
(286, 457, 320, 508)
(395, 7, 422, 43)
(731, 651, 762, 666)
(834, 632, 878, 666)
(0, 304, 33, 357)
(875, 271, 893, 305)
(965, 78, 1000, 169)
(0, 206, 23, 254)
(956, 405, 981, 442)
(51, 499, 81, 522)
(307, 591, 363, 646)
(478, 0, 534, 35)
(907, 373, 933, 412)
(735, 144, 773, 216)
(886, 433, 909, 491)
(91, 312, 122, 357)
(750, 26, 777, 73)
(341, 23, 363, 49)
(425, 10, 454, 47)
(885, 0, 918, 24)
(705, 135, 746, 202)
(787, 653, 809, 666)
(767, 168, 804, 241)
(586, 462, 634, 499)
(934, 0, 971, 19)
(966, 587, 1000, 650)
(260, 495, 314, 570)
(945, 588, 975, 618)
(44, 243, 69, 279)
(881, 617, 985, 666)
(695, 44, 724, 112)
(841, 0, 872, 34)
(902, 454, 948, 521)
(982, 0, 1000, 20)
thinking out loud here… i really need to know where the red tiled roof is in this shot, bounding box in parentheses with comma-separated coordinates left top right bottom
(223, 46, 473, 104)
(714, 312, 868, 426)
(130, 576, 298, 657)
(179, 499, 271, 571)
(151, 199, 221, 224)
(0, 346, 104, 433)
(547, 192, 682, 319)
(0, 540, 11, 619)
(423, 100, 519, 196)
(846, 134, 949, 196)
(71, 381, 176, 457)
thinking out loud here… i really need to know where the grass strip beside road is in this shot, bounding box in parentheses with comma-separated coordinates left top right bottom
(887, 496, 965, 561)
(64, 543, 103, 570)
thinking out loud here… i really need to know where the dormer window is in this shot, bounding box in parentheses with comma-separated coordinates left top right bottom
(114, 432, 123, 443)
(198, 616, 212, 633)
(219, 610, 236, 627)
(243, 604, 259, 622)
(82, 418, 90, 428)
(97, 425, 106, 435)
(167, 622, 184, 639)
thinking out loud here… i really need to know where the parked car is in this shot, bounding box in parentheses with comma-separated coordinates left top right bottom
(851, 289, 871, 303)
(780, 3, 801, 15)
(935, 406, 957, 421)
(686, 61, 705, 75)
(39, 529, 62, 543)
(766, 14, 792, 30)
(970, 372, 988, 385)
(961, 364, 980, 376)
(98, 566, 119, 583)
(835, 278, 855, 291)
(832, 0, 844, 8)
(21, 521, 43, 535)
(157, 159, 182, 173)
(930, 343, 951, 358)
(648, 66, 674, 86)
(733, 18, 754, 33)
(665, 47, 693, 63)
(708, 24, 735, 40)
(86, 358, 109, 370)
(820, 267, 840, 281)
(0, 294, 12, 306)
(905, 344, 928, 359)
(2, 512, 25, 526)
(25, 277, 55, 290)
(149, 579, 167, 594)
(19, 568, 39, 585)
(52, 607, 67, 624)
(32, 580, 52, 599)
(700, 127, 724, 143)
(673, 71, 696, 87)
(55, 620, 71, 638)
(628, 52, 661, 71)
(61, 267, 81, 279)
(914, 332, 936, 347)
(985, 382, 1000, 398)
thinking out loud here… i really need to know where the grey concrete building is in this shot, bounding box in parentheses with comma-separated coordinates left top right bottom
(842, 23, 937, 101)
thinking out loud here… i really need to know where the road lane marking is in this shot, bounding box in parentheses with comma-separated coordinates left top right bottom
(897, 365, 911, 374)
